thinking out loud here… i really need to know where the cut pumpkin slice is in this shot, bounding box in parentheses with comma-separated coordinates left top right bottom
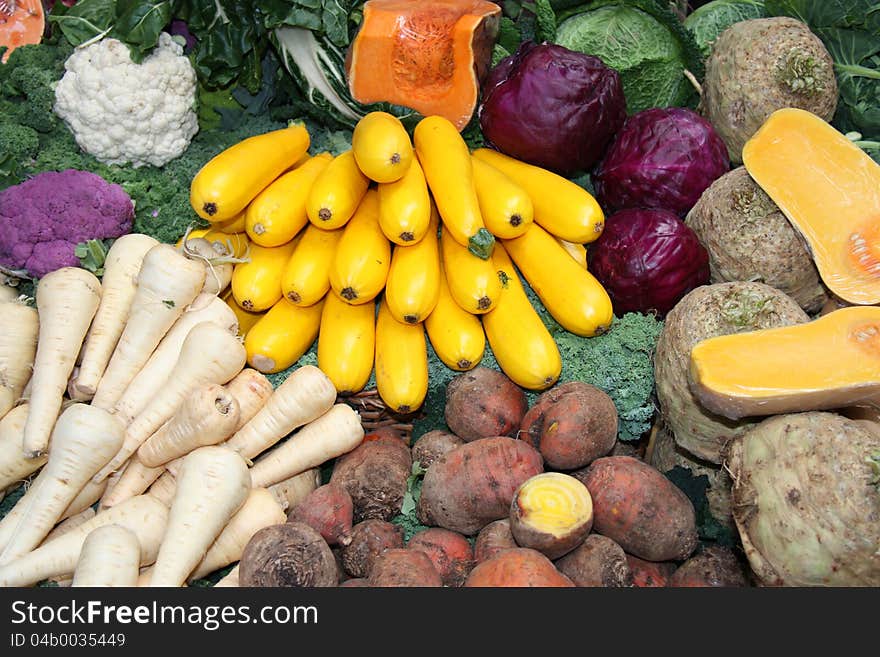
(0, 0, 44, 63)
(742, 108, 880, 305)
(345, 0, 501, 131)
(688, 305, 880, 420)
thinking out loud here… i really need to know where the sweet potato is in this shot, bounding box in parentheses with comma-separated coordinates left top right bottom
(509, 472, 593, 559)
(338, 519, 404, 578)
(575, 456, 698, 561)
(287, 483, 353, 546)
(626, 554, 677, 587)
(626, 555, 678, 587)
(411, 430, 464, 469)
(444, 367, 528, 441)
(407, 527, 474, 587)
(555, 534, 633, 587)
(474, 519, 518, 563)
(667, 546, 749, 587)
(519, 382, 618, 470)
(239, 522, 338, 587)
(367, 549, 443, 587)
(417, 436, 544, 535)
(464, 547, 574, 587)
(330, 435, 412, 522)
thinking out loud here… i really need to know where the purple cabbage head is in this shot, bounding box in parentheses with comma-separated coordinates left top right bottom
(592, 107, 730, 216)
(478, 41, 627, 176)
(587, 208, 710, 317)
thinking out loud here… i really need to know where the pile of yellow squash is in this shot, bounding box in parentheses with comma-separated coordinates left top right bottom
(186, 113, 614, 413)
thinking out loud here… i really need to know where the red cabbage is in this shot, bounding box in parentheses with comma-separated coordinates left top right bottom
(478, 41, 627, 176)
(587, 208, 710, 317)
(592, 107, 730, 216)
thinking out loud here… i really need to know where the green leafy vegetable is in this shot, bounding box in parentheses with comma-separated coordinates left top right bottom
(75, 239, 110, 277)
(684, 0, 766, 60)
(553, 0, 705, 113)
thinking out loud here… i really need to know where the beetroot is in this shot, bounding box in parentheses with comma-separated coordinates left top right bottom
(592, 107, 729, 217)
(587, 208, 710, 317)
(478, 41, 627, 175)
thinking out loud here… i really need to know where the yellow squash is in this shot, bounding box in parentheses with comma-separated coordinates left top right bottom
(246, 153, 333, 247)
(375, 299, 428, 414)
(440, 225, 501, 314)
(329, 190, 391, 305)
(473, 148, 605, 244)
(223, 289, 264, 338)
(384, 211, 441, 324)
(503, 223, 613, 337)
(244, 296, 325, 374)
(317, 293, 376, 394)
(557, 239, 588, 269)
(231, 238, 300, 312)
(216, 210, 247, 234)
(482, 243, 561, 390)
(471, 156, 534, 239)
(306, 150, 371, 230)
(190, 122, 311, 222)
(281, 223, 345, 306)
(425, 258, 486, 371)
(352, 111, 414, 183)
(175, 227, 211, 247)
(413, 115, 494, 260)
(377, 155, 432, 245)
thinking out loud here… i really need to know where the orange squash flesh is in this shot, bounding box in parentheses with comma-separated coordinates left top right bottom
(346, 0, 501, 131)
(0, 0, 44, 62)
(689, 305, 880, 420)
(742, 108, 880, 305)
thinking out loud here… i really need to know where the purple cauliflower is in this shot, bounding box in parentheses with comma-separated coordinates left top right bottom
(0, 170, 134, 278)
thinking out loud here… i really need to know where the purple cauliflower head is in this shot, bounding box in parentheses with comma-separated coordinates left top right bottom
(0, 169, 134, 278)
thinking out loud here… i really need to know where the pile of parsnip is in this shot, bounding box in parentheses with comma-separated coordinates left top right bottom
(0, 234, 365, 587)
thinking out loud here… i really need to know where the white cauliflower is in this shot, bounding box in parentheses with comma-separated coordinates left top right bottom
(53, 33, 199, 168)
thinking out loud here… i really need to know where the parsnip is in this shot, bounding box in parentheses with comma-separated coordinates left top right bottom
(223, 368, 273, 432)
(0, 404, 124, 563)
(91, 243, 207, 412)
(0, 300, 39, 420)
(113, 293, 239, 424)
(0, 495, 169, 587)
(23, 268, 102, 457)
(72, 525, 141, 587)
(0, 285, 18, 303)
(180, 237, 236, 297)
(98, 455, 164, 509)
(41, 508, 96, 545)
(138, 384, 240, 468)
(222, 365, 337, 461)
(74, 233, 160, 398)
(94, 321, 247, 483)
(149, 446, 251, 587)
(147, 472, 177, 506)
(0, 405, 46, 491)
(267, 468, 321, 511)
(249, 404, 364, 488)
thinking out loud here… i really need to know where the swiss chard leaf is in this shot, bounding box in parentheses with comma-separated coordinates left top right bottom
(112, 0, 173, 62)
(48, 0, 117, 46)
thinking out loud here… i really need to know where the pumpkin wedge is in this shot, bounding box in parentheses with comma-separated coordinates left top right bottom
(689, 305, 880, 420)
(0, 0, 44, 63)
(742, 108, 880, 305)
(345, 0, 501, 131)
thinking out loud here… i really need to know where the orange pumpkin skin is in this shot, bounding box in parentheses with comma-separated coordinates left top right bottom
(0, 0, 45, 62)
(345, 0, 501, 131)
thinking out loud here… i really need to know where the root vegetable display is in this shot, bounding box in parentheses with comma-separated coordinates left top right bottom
(667, 546, 748, 587)
(575, 456, 698, 562)
(329, 435, 411, 523)
(239, 521, 338, 587)
(464, 547, 574, 587)
(410, 430, 464, 470)
(268, 468, 321, 511)
(417, 436, 544, 535)
(287, 483, 354, 546)
(554, 534, 633, 588)
(339, 519, 404, 578)
(444, 367, 528, 442)
(71, 525, 141, 587)
(24, 268, 102, 457)
(407, 527, 475, 587)
(509, 472, 593, 560)
(0, 300, 39, 420)
(367, 548, 443, 587)
(626, 555, 677, 588)
(474, 519, 518, 564)
(519, 381, 618, 470)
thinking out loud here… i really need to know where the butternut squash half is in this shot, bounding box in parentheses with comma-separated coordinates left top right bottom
(742, 108, 880, 305)
(689, 305, 880, 420)
(345, 0, 501, 131)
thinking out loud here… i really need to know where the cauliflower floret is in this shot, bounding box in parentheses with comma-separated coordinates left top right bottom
(53, 33, 199, 168)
